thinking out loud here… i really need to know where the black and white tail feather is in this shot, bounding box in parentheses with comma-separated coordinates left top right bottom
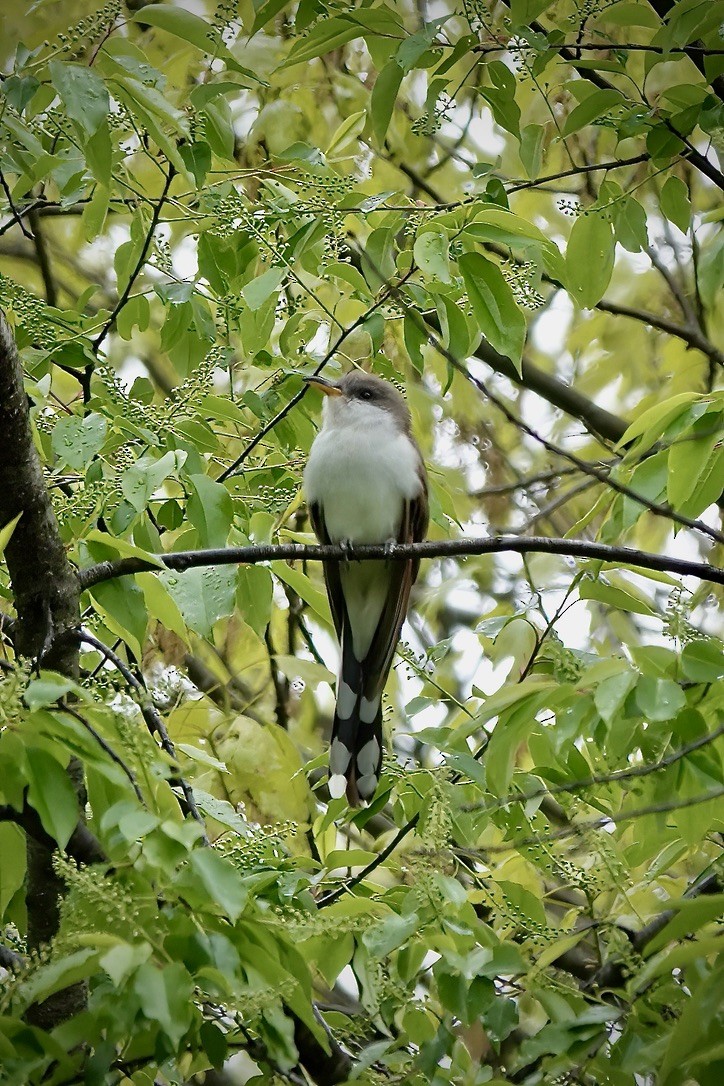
(310, 496, 427, 805)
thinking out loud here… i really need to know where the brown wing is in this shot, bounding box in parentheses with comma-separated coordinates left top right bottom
(309, 500, 345, 641)
(361, 473, 429, 703)
(410, 462, 429, 584)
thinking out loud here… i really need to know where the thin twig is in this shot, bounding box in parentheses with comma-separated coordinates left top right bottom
(463, 721, 724, 815)
(59, 703, 145, 804)
(92, 166, 174, 354)
(217, 267, 416, 481)
(459, 786, 724, 856)
(77, 629, 208, 841)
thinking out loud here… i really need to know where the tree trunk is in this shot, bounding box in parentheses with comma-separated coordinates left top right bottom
(0, 309, 85, 1028)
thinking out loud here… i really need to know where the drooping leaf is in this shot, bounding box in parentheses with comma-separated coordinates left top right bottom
(458, 252, 526, 370)
(565, 211, 615, 308)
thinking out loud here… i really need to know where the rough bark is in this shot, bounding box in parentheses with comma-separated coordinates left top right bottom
(0, 309, 85, 1028)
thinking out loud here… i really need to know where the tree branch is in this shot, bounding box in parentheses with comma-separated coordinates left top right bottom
(0, 802, 105, 866)
(27, 208, 58, 307)
(596, 298, 724, 368)
(76, 537, 724, 591)
(591, 870, 722, 991)
(92, 166, 174, 355)
(77, 629, 208, 840)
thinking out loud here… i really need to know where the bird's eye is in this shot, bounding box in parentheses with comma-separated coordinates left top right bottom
(359, 389, 372, 400)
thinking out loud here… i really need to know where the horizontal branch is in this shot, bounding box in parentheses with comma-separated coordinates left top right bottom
(77, 537, 724, 591)
(462, 785, 724, 856)
(468, 40, 724, 56)
(0, 802, 106, 866)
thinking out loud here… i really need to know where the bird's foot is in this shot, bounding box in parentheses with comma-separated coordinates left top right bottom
(383, 537, 397, 558)
(338, 538, 355, 562)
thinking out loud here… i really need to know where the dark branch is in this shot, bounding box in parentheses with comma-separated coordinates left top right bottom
(596, 298, 724, 368)
(77, 629, 207, 840)
(0, 802, 106, 866)
(76, 537, 724, 592)
(591, 870, 722, 991)
(92, 166, 174, 354)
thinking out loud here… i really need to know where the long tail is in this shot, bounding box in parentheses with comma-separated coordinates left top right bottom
(327, 633, 383, 806)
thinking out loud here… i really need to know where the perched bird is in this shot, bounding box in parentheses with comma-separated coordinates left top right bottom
(303, 371, 429, 805)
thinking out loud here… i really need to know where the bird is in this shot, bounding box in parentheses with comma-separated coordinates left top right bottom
(303, 370, 429, 805)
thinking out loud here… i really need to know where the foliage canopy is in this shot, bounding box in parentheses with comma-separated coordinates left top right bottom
(0, 1, 723, 1084)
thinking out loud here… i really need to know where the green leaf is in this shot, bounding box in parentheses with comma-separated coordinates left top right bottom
(370, 61, 404, 144)
(251, 0, 290, 34)
(414, 229, 451, 283)
(87, 577, 148, 662)
(596, 2, 659, 28)
(282, 18, 361, 68)
(134, 962, 194, 1045)
(0, 824, 26, 917)
(579, 575, 655, 616)
(485, 697, 540, 796)
(661, 175, 692, 233)
(272, 562, 332, 626)
(613, 195, 649, 253)
(404, 312, 427, 372)
(236, 564, 273, 639)
(159, 565, 236, 637)
(109, 75, 189, 177)
(243, 267, 286, 310)
(479, 62, 520, 137)
(49, 61, 109, 135)
(617, 392, 700, 453)
(667, 411, 723, 514)
(25, 747, 78, 849)
(121, 450, 186, 513)
(132, 5, 217, 51)
(326, 110, 366, 157)
(51, 413, 107, 470)
(177, 743, 229, 772)
(594, 669, 637, 724)
(189, 848, 247, 921)
(681, 640, 724, 682)
(363, 911, 420, 958)
(562, 89, 625, 135)
(100, 940, 152, 986)
(179, 140, 211, 186)
(24, 673, 86, 711)
(0, 512, 22, 556)
(565, 212, 615, 308)
(18, 948, 99, 1006)
(519, 122, 544, 178)
(635, 677, 687, 722)
(85, 120, 112, 186)
(186, 474, 232, 548)
(81, 183, 110, 241)
(437, 294, 471, 359)
(116, 293, 151, 340)
(458, 252, 526, 370)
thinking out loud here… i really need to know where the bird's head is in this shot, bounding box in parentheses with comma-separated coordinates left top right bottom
(305, 371, 411, 432)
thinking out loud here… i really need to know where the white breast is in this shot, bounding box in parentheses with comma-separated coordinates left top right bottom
(304, 399, 422, 544)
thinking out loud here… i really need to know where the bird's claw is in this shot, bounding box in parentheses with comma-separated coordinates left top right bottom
(383, 538, 397, 559)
